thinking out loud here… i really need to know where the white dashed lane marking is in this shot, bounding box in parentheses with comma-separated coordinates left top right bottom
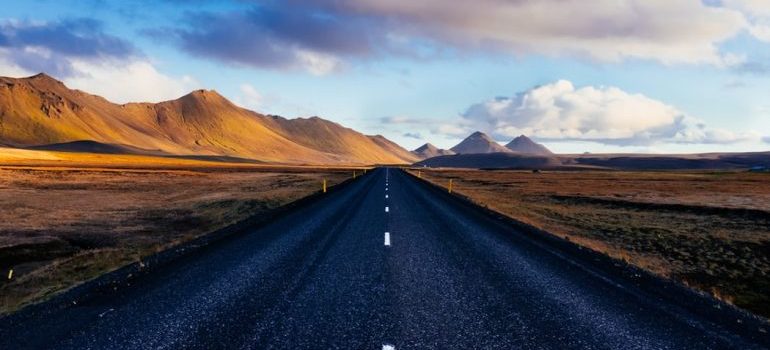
(384, 232, 390, 246)
(385, 206, 389, 213)
(383, 345, 395, 350)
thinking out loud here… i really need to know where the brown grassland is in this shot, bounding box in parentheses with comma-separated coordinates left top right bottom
(0, 148, 355, 314)
(411, 168, 770, 318)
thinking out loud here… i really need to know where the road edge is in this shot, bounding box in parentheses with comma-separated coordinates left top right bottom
(403, 168, 770, 345)
(0, 170, 371, 321)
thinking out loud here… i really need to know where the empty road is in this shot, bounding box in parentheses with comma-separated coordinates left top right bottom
(1, 168, 767, 349)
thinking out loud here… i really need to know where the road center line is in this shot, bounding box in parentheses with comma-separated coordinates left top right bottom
(385, 194, 388, 199)
(384, 232, 390, 246)
(385, 206, 389, 212)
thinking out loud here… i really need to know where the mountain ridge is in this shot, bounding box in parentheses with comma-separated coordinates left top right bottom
(0, 74, 417, 165)
(505, 135, 553, 155)
(450, 131, 512, 154)
(412, 143, 455, 159)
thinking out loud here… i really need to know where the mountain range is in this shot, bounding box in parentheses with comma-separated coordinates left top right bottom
(434, 131, 553, 156)
(4, 73, 765, 170)
(0, 74, 417, 165)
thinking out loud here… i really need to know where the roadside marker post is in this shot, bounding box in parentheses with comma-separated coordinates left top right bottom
(448, 179, 453, 193)
(323, 179, 327, 193)
(353, 171, 356, 179)
(7, 269, 13, 280)
(418, 171, 421, 178)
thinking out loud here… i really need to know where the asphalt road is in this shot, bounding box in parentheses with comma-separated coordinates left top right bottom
(1, 168, 768, 349)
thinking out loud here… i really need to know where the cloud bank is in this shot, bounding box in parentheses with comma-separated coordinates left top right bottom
(147, 0, 770, 73)
(460, 80, 755, 146)
(0, 18, 198, 103)
(0, 18, 136, 77)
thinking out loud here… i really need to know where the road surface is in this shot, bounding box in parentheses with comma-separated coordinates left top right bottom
(1, 168, 768, 349)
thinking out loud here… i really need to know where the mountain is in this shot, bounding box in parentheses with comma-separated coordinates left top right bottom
(505, 135, 553, 155)
(450, 131, 512, 154)
(0, 73, 416, 164)
(411, 143, 455, 159)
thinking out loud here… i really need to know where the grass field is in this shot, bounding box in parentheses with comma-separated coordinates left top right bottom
(0, 149, 356, 314)
(411, 168, 770, 318)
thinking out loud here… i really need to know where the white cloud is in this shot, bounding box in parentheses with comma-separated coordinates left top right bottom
(0, 53, 199, 103)
(723, 0, 770, 17)
(64, 60, 199, 103)
(381, 115, 420, 124)
(0, 49, 33, 76)
(234, 83, 263, 111)
(294, 50, 341, 76)
(340, 0, 748, 65)
(434, 124, 472, 138)
(0, 19, 198, 103)
(460, 80, 756, 146)
(723, 0, 770, 42)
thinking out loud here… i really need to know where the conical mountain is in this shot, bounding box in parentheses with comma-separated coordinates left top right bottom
(450, 131, 512, 154)
(505, 135, 553, 155)
(0, 73, 416, 164)
(412, 143, 455, 159)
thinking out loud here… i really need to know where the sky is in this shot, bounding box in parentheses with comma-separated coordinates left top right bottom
(1, 0, 769, 153)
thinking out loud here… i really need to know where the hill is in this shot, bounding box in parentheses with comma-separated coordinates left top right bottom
(0, 73, 416, 164)
(415, 153, 563, 169)
(412, 143, 455, 159)
(450, 131, 511, 154)
(568, 152, 770, 170)
(413, 151, 770, 170)
(26, 140, 167, 155)
(505, 135, 553, 155)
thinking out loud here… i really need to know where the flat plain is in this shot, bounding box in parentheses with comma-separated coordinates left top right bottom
(0, 148, 353, 314)
(412, 168, 770, 318)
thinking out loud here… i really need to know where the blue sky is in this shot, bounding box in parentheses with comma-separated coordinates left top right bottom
(1, 0, 769, 153)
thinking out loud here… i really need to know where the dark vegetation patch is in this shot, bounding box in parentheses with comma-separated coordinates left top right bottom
(414, 169, 770, 319)
(0, 165, 351, 314)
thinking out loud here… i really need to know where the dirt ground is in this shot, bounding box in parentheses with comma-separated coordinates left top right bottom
(412, 168, 770, 318)
(0, 164, 352, 314)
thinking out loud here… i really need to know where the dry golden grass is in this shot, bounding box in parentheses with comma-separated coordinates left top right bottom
(0, 158, 352, 314)
(412, 168, 770, 318)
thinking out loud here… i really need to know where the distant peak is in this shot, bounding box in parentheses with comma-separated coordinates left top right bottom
(181, 89, 227, 102)
(451, 131, 510, 154)
(189, 89, 221, 97)
(25, 72, 63, 84)
(509, 135, 536, 144)
(467, 131, 494, 140)
(505, 134, 553, 155)
(29, 72, 54, 79)
(414, 143, 438, 152)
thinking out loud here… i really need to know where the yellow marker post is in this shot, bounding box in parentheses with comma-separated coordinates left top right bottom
(448, 179, 453, 193)
(418, 171, 421, 178)
(353, 171, 356, 179)
(7, 269, 13, 280)
(323, 179, 327, 193)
